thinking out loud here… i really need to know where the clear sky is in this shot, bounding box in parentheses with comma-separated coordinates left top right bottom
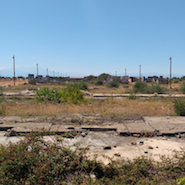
(0, 0, 185, 77)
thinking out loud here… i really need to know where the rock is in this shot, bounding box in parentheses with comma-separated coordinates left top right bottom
(66, 133, 75, 138)
(0, 122, 3, 124)
(114, 153, 121, 157)
(131, 142, 137, 145)
(103, 146, 111, 150)
(176, 134, 181, 138)
(156, 146, 158, 148)
(139, 141, 144, 145)
(81, 133, 86, 137)
(144, 150, 148, 154)
(148, 146, 153, 149)
(5, 129, 18, 137)
(133, 134, 140, 137)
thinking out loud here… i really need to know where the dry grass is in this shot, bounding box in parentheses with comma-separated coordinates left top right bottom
(3, 98, 174, 117)
(0, 79, 28, 87)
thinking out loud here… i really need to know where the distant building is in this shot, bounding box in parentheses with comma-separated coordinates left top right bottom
(28, 74, 34, 83)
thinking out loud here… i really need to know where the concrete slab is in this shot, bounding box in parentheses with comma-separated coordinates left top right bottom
(8, 122, 50, 132)
(118, 120, 154, 136)
(49, 125, 77, 133)
(144, 116, 185, 134)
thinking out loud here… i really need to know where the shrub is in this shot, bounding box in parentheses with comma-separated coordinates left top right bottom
(173, 79, 179, 83)
(0, 133, 101, 184)
(61, 85, 84, 104)
(181, 82, 185, 94)
(35, 87, 61, 103)
(133, 81, 148, 93)
(133, 82, 166, 94)
(95, 80, 103, 86)
(35, 87, 84, 104)
(29, 79, 36, 85)
(97, 73, 110, 81)
(69, 81, 88, 90)
(0, 86, 3, 96)
(174, 98, 185, 116)
(107, 80, 119, 88)
(147, 84, 166, 94)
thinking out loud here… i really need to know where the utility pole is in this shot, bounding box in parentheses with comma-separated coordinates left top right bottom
(125, 68, 127, 76)
(13, 55, 15, 86)
(169, 57, 172, 89)
(139, 65, 141, 80)
(58, 72, 59, 77)
(36, 64, 38, 77)
(47, 68, 48, 76)
(115, 71, 117, 76)
(53, 71, 55, 77)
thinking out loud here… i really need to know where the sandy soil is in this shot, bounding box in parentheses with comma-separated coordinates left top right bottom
(0, 131, 184, 165)
(0, 79, 28, 86)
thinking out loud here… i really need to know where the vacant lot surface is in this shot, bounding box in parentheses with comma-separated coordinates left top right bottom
(0, 79, 28, 87)
(1, 115, 185, 164)
(1, 97, 174, 116)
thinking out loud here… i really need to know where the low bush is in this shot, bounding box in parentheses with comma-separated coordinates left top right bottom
(0, 133, 101, 184)
(35, 86, 84, 104)
(174, 98, 185, 116)
(61, 85, 84, 104)
(95, 80, 103, 86)
(35, 87, 61, 103)
(70, 81, 88, 90)
(173, 79, 179, 83)
(107, 80, 119, 88)
(181, 82, 185, 94)
(29, 79, 37, 85)
(133, 81, 166, 94)
(1, 134, 185, 184)
(133, 81, 148, 93)
(147, 84, 166, 94)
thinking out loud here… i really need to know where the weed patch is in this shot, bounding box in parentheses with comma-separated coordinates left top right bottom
(174, 98, 185, 116)
(1, 133, 185, 184)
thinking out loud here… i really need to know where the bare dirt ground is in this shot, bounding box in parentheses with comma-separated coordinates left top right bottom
(0, 131, 184, 165)
(0, 114, 185, 164)
(0, 79, 28, 87)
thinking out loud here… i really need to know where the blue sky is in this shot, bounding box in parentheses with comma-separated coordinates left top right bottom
(0, 0, 185, 77)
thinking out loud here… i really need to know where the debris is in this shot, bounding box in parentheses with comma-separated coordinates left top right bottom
(139, 141, 144, 145)
(81, 133, 86, 137)
(114, 153, 121, 157)
(5, 129, 18, 137)
(133, 134, 140, 137)
(131, 142, 137, 145)
(103, 146, 111, 150)
(148, 146, 153, 149)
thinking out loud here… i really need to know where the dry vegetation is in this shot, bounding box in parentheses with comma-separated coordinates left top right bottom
(0, 81, 182, 117)
(2, 98, 174, 117)
(0, 79, 28, 87)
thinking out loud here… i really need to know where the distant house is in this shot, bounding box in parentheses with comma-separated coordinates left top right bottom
(28, 74, 34, 83)
(68, 76, 85, 81)
(121, 76, 129, 84)
(129, 77, 137, 83)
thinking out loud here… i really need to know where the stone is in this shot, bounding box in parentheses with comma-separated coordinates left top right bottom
(148, 146, 153, 149)
(131, 142, 137, 145)
(139, 141, 144, 145)
(133, 134, 140, 137)
(103, 146, 111, 150)
(81, 133, 86, 137)
(114, 153, 121, 157)
(5, 129, 18, 137)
